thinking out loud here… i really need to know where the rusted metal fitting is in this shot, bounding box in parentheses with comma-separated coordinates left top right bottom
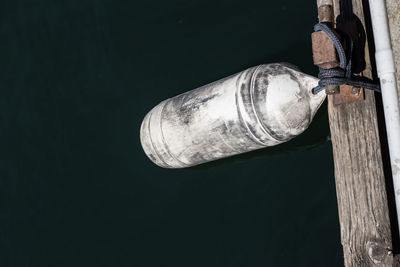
(325, 84, 340, 94)
(311, 31, 340, 70)
(312, 2, 340, 95)
(351, 86, 361, 95)
(318, 5, 334, 23)
(313, 0, 364, 103)
(333, 84, 364, 105)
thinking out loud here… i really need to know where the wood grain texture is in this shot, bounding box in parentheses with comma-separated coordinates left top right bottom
(328, 0, 394, 265)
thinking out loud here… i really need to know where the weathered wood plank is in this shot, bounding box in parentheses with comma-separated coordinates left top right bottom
(327, 0, 394, 265)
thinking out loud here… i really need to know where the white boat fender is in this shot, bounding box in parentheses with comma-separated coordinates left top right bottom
(140, 63, 326, 168)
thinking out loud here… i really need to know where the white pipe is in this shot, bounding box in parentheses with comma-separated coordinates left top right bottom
(368, 0, 400, 234)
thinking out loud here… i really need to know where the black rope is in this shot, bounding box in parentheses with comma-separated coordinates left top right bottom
(312, 0, 381, 94)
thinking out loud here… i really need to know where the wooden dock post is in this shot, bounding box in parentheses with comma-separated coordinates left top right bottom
(318, 0, 395, 265)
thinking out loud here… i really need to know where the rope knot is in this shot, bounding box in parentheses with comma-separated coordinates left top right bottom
(312, 22, 380, 94)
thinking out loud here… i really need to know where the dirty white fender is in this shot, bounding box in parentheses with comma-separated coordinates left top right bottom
(140, 63, 326, 168)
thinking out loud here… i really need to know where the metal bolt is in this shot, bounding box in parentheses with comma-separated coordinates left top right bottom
(325, 85, 340, 95)
(351, 86, 361, 96)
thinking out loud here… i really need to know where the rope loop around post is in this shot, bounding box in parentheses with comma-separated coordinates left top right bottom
(312, 22, 381, 94)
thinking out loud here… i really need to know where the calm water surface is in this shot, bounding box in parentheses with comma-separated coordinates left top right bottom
(1, 0, 343, 266)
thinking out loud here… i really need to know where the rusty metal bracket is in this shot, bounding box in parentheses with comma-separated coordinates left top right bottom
(333, 84, 364, 105)
(311, 2, 364, 104)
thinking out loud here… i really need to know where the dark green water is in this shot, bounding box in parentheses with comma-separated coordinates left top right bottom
(1, 0, 343, 266)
